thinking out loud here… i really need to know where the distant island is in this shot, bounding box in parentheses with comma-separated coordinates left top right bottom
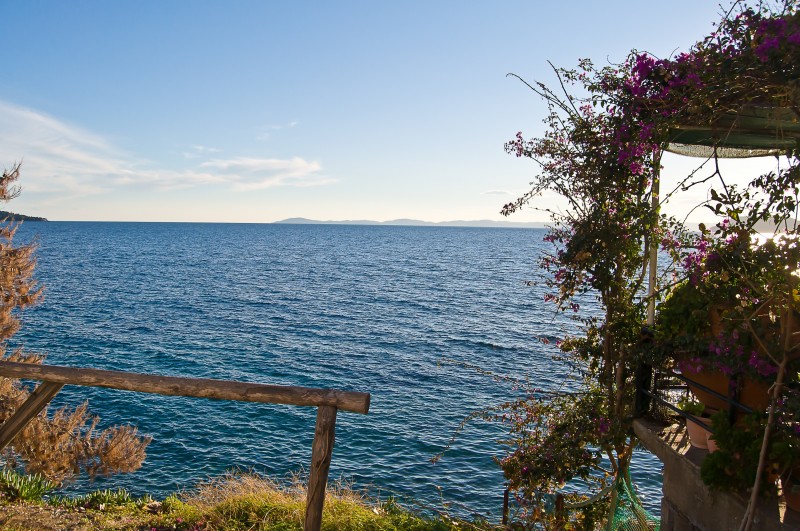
(0, 211, 47, 222)
(274, 217, 548, 228)
(276, 217, 800, 232)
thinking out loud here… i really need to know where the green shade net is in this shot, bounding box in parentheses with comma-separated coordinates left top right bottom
(665, 105, 800, 158)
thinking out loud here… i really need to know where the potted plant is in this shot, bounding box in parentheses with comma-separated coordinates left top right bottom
(654, 228, 798, 415)
(653, 276, 733, 411)
(677, 395, 715, 450)
(700, 412, 775, 493)
(700, 402, 796, 495)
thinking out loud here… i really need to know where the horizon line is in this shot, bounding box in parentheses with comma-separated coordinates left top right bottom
(21, 217, 551, 228)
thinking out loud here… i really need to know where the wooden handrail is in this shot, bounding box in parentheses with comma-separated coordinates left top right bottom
(0, 360, 371, 531)
(0, 361, 370, 414)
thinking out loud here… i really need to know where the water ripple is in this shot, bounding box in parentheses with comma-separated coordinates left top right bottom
(13, 222, 662, 518)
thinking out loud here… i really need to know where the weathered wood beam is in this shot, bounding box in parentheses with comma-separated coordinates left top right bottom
(304, 405, 337, 531)
(0, 361, 370, 414)
(0, 381, 64, 451)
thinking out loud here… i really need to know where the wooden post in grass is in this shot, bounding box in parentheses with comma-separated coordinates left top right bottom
(0, 362, 368, 531)
(304, 405, 337, 531)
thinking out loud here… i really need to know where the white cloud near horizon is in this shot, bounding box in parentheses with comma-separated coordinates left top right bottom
(0, 101, 129, 198)
(0, 101, 330, 203)
(199, 157, 332, 190)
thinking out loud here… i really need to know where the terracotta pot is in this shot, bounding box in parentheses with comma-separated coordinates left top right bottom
(685, 415, 714, 450)
(685, 369, 771, 415)
(737, 378, 771, 413)
(685, 370, 729, 411)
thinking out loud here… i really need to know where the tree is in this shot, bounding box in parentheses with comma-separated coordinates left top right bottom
(499, 65, 659, 527)
(0, 163, 151, 483)
(500, 1, 799, 527)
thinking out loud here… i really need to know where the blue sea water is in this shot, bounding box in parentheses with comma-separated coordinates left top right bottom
(11, 222, 662, 519)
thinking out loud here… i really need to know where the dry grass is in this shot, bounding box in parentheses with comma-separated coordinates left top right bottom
(0, 471, 495, 530)
(181, 471, 464, 530)
(183, 472, 307, 528)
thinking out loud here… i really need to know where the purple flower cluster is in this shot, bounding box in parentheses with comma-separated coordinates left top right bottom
(624, 51, 705, 104)
(748, 350, 778, 377)
(706, 329, 778, 378)
(682, 237, 710, 283)
(659, 228, 680, 251)
(753, 16, 800, 62)
(678, 356, 704, 375)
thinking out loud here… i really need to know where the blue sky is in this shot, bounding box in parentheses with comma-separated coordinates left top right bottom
(0, 1, 781, 222)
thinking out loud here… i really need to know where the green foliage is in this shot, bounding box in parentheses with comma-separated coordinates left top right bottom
(676, 396, 705, 417)
(498, 393, 601, 490)
(48, 487, 149, 509)
(701, 412, 774, 494)
(700, 405, 799, 496)
(654, 280, 711, 343)
(500, 0, 800, 524)
(0, 468, 57, 501)
(77, 487, 131, 508)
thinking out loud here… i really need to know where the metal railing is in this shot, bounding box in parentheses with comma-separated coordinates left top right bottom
(634, 364, 758, 433)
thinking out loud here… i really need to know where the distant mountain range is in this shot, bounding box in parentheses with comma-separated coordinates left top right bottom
(0, 210, 47, 222)
(276, 217, 800, 232)
(274, 217, 548, 228)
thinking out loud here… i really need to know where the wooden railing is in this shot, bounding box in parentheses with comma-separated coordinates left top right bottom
(0, 361, 370, 531)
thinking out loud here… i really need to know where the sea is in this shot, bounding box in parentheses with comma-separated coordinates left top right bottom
(11, 221, 662, 519)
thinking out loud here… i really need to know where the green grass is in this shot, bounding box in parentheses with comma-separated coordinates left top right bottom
(48, 487, 142, 509)
(177, 473, 491, 530)
(0, 469, 58, 502)
(0, 472, 498, 530)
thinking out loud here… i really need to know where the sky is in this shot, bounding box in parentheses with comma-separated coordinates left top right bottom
(0, 1, 785, 223)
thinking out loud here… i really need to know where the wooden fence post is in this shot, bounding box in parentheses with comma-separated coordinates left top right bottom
(0, 381, 64, 451)
(0, 361, 370, 414)
(304, 405, 337, 531)
(502, 486, 510, 525)
(0, 361, 370, 531)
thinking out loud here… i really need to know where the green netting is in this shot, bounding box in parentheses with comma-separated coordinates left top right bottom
(665, 105, 800, 158)
(550, 469, 659, 529)
(606, 470, 660, 531)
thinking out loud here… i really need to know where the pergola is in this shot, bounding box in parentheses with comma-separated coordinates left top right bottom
(644, 102, 800, 324)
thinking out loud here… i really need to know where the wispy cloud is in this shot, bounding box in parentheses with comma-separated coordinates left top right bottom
(182, 144, 222, 159)
(0, 101, 330, 202)
(0, 101, 130, 198)
(199, 156, 331, 190)
(482, 189, 511, 195)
